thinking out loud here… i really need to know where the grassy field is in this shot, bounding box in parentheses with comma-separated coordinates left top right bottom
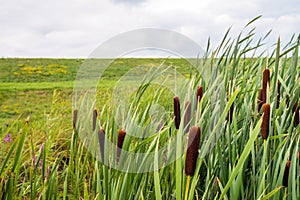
(0, 58, 192, 125)
(0, 26, 299, 199)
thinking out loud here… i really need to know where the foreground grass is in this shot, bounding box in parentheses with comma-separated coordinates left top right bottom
(0, 20, 299, 199)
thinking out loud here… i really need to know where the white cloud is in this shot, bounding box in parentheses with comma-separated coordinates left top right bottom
(0, 0, 299, 57)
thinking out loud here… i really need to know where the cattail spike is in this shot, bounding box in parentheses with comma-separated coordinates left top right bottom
(184, 101, 192, 133)
(262, 68, 270, 91)
(185, 126, 201, 176)
(117, 130, 126, 163)
(196, 86, 203, 103)
(282, 160, 291, 187)
(293, 102, 299, 127)
(174, 96, 181, 129)
(93, 109, 98, 131)
(261, 69, 270, 104)
(98, 129, 105, 162)
(73, 109, 78, 130)
(261, 103, 270, 139)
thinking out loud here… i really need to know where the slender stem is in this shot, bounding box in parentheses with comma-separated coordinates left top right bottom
(184, 176, 191, 200)
(263, 139, 266, 192)
(284, 187, 287, 200)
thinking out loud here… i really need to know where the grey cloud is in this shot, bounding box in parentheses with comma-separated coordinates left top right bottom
(0, 0, 299, 57)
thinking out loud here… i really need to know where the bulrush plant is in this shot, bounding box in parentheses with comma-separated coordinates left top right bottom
(174, 96, 181, 129)
(116, 129, 126, 164)
(292, 102, 299, 127)
(98, 129, 105, 162)
(184, 126, 201, 200)
(184, 101, 192, 133)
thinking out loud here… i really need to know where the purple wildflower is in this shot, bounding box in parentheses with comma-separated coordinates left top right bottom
(4, 133, 11, 143)
(32, 155, 37, 164)
(39, 160, 43, 170)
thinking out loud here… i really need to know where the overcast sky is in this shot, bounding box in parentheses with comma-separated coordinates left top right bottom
(0, 0, 299, 58)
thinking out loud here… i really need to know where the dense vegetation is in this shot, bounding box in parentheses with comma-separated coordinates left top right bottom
(0, 23, 299, 199)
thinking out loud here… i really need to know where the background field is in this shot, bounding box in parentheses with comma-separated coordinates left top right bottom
(0, 58, 192, 125)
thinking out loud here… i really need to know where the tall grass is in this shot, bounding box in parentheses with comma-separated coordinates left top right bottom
(0, 17, 299, 199)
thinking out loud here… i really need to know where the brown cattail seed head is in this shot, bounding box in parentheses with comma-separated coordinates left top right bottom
(92, 109, 98, 131)
(262, 68, 270, 91)
(173, 96, 181, 129)
(73, 109, 78, 130)
(196, 86, 203, 103)
(277, 81, 280, 109)
(261, 103, 270, 139)
(184, 101, 192, 133)
(116, 130, 126, 163)
(98, 129, 105, 162)
(282, 160, 291, 187)
(293, 102, 299, 127)
(185, 126, 201, 176)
